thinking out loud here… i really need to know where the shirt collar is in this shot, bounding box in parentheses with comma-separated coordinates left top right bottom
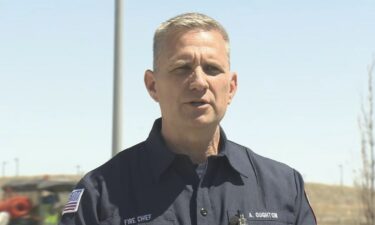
(145, 118, 176, 182)
(217, 127, 253, 178)
(145, 118, 253, 181)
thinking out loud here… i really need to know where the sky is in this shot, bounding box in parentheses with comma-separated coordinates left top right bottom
(1, 0, 375, 185)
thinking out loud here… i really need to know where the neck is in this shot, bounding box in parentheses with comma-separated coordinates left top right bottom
(161, 120, 221, 164)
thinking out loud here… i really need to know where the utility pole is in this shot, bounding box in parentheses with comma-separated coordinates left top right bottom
(14, 157, 19, 176)
(339, 164, 343, 187)
(112, 0, 124, 157)
(76, 165, 81, 175)
(2, 161, 7, 177)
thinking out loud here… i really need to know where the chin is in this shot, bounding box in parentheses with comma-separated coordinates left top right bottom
(185, 116, 220, 128)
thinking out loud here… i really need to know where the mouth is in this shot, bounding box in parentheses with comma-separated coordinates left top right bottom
(190, 102, 206, 106)
(188, 100, 209, 107)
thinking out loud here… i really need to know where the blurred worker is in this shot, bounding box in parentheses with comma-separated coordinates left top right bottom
(40, 191, 59, 225)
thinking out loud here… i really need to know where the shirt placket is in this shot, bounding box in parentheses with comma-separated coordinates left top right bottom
(196, 159, 214, 225)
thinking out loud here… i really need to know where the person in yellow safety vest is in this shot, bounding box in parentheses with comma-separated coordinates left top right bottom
(43, 213, 58, 225)
(40, 191, 60, 225)
(42, 204, 60, 225)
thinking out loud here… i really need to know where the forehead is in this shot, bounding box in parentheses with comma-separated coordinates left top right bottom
(162, 29, 228, 60)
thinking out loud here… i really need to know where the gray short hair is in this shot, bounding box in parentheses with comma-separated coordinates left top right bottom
(153, 12, 230, 71)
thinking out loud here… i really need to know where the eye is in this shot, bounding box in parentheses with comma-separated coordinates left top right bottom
(172, 65, 192, 75)
(203, 64, 223, 76)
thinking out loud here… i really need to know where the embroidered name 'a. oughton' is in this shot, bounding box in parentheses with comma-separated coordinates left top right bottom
(249, 212, 278, 219)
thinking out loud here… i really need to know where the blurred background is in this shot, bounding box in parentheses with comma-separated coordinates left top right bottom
(1, 0, 375, 224)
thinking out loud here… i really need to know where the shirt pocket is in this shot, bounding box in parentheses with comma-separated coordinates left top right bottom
(139, 218, 176, 225)
(245, 222, 292, 225)
(227, 209, 294, 225)
(140, 222, 175, 225)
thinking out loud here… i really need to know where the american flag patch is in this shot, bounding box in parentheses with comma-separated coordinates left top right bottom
(62, 189, 84, 215)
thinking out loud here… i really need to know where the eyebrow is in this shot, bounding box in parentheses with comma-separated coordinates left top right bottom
(167, 52, 228, 70)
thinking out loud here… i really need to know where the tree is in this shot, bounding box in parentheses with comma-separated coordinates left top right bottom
(358, 58, 375, 225)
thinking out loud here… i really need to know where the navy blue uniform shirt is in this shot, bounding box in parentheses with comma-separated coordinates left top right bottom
(59, 119, 316, 225)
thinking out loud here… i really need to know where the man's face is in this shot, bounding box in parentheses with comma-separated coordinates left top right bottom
(145, 29, 237, 128)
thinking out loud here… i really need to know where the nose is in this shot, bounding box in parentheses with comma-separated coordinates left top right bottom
(189, 67, 209, 91)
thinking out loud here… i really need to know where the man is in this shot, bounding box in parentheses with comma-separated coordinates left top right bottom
(59, 13, 316, 225)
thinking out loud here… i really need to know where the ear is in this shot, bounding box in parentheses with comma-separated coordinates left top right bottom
(144, 69, 159, 102)
(228, 72, 237, 105)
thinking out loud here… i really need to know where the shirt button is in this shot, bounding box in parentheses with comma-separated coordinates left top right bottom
(200, 208, 208, 216)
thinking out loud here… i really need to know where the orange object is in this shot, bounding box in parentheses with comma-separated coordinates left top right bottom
(0, 196, 32, 218)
